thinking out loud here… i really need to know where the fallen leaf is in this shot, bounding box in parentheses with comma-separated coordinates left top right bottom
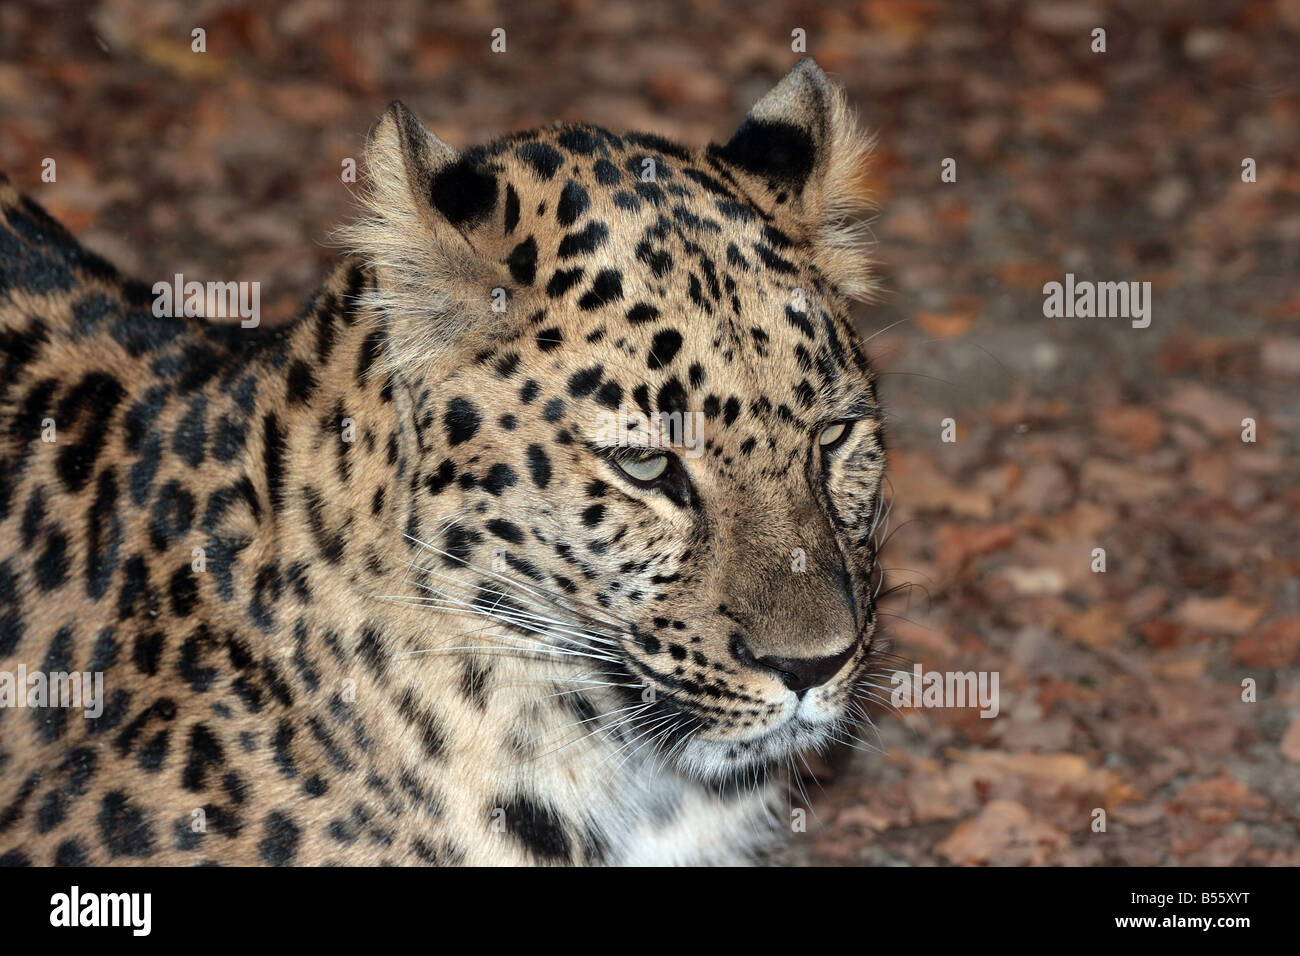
(936, 800, 1068, 866)
(889, 450, 994, 519)
(1001, 565, 1066, 596)
(1064, 604, 1127, 648)
(936, 523, 1017, 567)
(1097, 405, 1165, 454)
(913, 310, 974, 339)
(1165, 382, 1257, 440)
(1175, 596, 1267, 635)
(1232, 617, 1300, 667)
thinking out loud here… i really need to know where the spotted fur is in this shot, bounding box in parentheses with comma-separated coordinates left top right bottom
(0, 58, 884, 866)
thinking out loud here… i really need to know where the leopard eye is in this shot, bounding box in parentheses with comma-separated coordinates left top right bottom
(818, 421, 851, 449)
(617, 453, 670, 483)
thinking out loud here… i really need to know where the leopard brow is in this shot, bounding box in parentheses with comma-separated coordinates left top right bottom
(586, 441, 667, 464)
(837, 394, 878, 420)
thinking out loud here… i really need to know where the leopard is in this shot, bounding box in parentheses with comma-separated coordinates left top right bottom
(0, 57, 886, 866)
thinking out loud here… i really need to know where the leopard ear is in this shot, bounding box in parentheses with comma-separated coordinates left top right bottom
(342, 102, 512, 370)
(711, 57, 876, 300)
(368, 100, 461, 215)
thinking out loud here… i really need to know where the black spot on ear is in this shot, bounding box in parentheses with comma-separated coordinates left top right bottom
(506, 236, 537, 286)
(714, 119, 816, 190)
(429, 158, 498, 227)
(516, 142, 563, 180)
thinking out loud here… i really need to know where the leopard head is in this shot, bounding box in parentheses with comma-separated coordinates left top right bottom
(345, 57, 884, 781)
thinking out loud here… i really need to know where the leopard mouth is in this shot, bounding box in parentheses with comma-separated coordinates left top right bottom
(598, 632, 876, 782)
(608, 682, 849, 783)
(674, 714, 841, 783)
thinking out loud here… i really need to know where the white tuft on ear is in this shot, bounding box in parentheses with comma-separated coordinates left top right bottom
(714, 58, 877, 301)
(337, 102, 506, 373)
(812, 80, 877, 302)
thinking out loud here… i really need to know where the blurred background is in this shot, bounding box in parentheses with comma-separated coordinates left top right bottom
(2, 0, 1297, 865)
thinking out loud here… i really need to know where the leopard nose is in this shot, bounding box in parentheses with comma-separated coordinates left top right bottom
(754, 645, 856, 694)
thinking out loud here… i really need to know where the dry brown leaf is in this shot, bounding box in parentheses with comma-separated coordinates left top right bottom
(1175, 596, 1267, 635)
(1232, 617, 1300, 667)
(936, 800, 1068, 866)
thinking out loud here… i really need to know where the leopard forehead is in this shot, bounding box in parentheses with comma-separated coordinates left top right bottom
(435, 124, 877, 451)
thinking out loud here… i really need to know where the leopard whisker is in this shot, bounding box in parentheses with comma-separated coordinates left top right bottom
(401, 527, 644, 638)
(377, 590, 623, 659)
(380, 606, 621, 664)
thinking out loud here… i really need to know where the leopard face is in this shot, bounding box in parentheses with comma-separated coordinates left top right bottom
(353, 57, 883, 783)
